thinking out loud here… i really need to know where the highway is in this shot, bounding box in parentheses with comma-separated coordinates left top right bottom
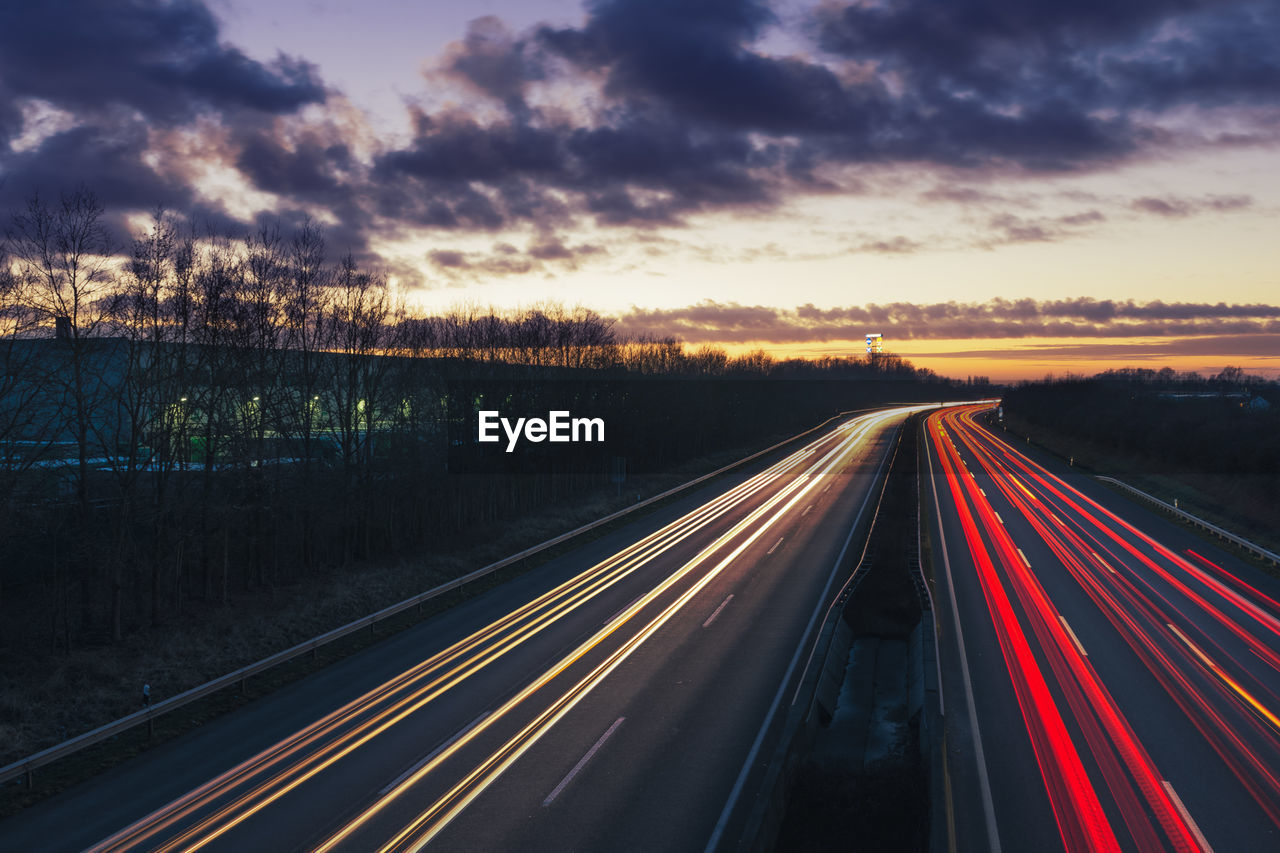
(0, 405, 920, 853)
(925, 405, 1280, 853)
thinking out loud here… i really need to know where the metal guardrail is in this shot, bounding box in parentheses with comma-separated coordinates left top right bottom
(1096, 476, 1280, 566)
(0, 407, 882, 789)
(913, 423, 949, 853)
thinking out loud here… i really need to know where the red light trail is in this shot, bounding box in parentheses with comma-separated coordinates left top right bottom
(927, 405, 1280, 851)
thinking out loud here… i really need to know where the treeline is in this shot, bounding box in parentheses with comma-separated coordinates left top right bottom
(0, 188, 957, 651)
(1003, 371, 1279, 475)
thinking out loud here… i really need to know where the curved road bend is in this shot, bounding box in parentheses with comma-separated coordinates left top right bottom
(925, 404, 1280, 853)
(1, 404, 925, 853)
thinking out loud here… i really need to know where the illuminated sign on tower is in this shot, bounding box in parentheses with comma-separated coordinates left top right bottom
(865, 333, 883, 354)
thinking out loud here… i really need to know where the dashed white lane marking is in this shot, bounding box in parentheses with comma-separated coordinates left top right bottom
(1161, 780, 1215, 853)
(703, 595, 734, 628)
(1060, 616, 1087, 657)
(543, 717, 626, 806)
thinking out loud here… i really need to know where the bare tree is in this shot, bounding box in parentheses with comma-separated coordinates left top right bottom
(189, 234, 245, 602)
(327, 253, 395, 560)
(6, 188, 119, 638)
(0, 244, 61, 642)
(7, 187, 117, 515)
(281, 219, 332, 571)
(281, 218, 331, 468)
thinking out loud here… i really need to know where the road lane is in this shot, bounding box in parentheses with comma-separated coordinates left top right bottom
(409, 408, 907, 853)
(316, 406, 910, 853)
(925, 405, 1280, 853)
(1, 405, 919, 853)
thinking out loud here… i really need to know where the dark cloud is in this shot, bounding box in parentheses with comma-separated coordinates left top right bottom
(541, 0, 859, 135)
(372, 0, 1280, 242)
(977, 209, 1107, 247)
(428, 249, 469, 269)
(811, 0, 1280, 165)
(859, 236, 921, 254)
(218, 123, 379, 256)
(1132, 194, 1254, 217)
(0, 122, 195, 215)
(0, 91, 21, 145)
(0, 0, 324, 134)
(530, 0, 1145, 171)
(920, 185, 1011, 205)
(373, 110, 775, 229)
(528, 236, 575, 260)
(441, 16, 546, 107)
(427, 238, 608, 278)
(0, 0, 334, 252)
(813, 0, 1280, 111)
(1101, 6, 1280, 111)
(1059, 210, 1106, 226)
(988, 213, 1053, 244)
(1133, 196, 1193, 217)
(614, 298, 1280, 344)
(1205, 194, 1253, 211)
(235, 132, 347, 198)
(2, 0, 1277, 280)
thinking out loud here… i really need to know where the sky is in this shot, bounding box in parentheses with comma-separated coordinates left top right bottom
(1, 0, 1278, 380)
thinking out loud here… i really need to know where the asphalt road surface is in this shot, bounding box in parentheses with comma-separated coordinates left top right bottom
(1, 405, 925, 853)
(924, 404, 1280, 853)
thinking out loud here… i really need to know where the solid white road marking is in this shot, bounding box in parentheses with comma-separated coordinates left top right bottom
(543, 717, 625, 806)
(925, 425, 1003, 853)
(703, 595, 734, 628)
(1168, 623, 1212, 667)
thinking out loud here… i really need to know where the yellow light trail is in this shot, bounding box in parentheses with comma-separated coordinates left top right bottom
(93, 429, 834, 853)
(90, 408, 912, 853)
(1168, 624, 1280, 732)
(330, 409, 909, 853)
